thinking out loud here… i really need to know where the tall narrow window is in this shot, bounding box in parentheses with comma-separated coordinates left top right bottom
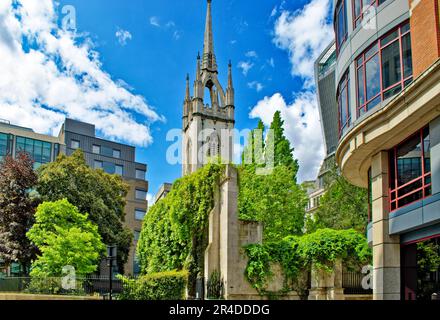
(336, 0, 348, 54)
(389, 127, 431, 211)
(338, 71, 351, 137)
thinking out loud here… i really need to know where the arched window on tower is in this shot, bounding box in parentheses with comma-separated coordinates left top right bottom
(207, 132, 220, 159)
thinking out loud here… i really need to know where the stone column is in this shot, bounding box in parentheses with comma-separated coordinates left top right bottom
(371, 151, 401, 300)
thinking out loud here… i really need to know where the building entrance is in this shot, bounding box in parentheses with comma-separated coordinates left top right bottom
(401, 235, 440, 300)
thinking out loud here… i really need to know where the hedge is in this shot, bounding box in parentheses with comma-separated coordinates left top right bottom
(118, 270, 188, 300)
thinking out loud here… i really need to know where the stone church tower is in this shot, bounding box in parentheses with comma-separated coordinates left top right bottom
(182, 0, 235, 176)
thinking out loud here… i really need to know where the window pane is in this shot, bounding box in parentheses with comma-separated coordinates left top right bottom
(341, 85, 348, 124)
(365, 43, 378, 60)
(101, 146, 113, 157)
(103, 162, 115, 174)
(366, 95, 381, 111)
(354, 0, 362, 18)
(337, 1, 347, 47)
(366, 54, 380, 100)
(115, 165, 123, 175)
(113, 149, 121, 158)
(71, 140, 80, 149)
(94, 160, 103, 169)
(381, 40, 401, 89)
(92, 145, 100, 154)
(136, 189, 147, 201)
(0, 134, 7, 157)
(401, 21, 410, 34)
(134, 231, 140, 241)
(423, 127, 430, 172)
(135, 209, 146, 221)
(396, 134, 422, 185)
(402, 34, 413, 79)
(383, 84, 402, 100)
(381, 30, 398, 47)
(136, 169, 146, 180)
(357, 67, 365, 108)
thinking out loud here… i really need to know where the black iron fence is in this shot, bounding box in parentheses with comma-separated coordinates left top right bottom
(342, 272, 373, 295)
(0, 276, 126, 297)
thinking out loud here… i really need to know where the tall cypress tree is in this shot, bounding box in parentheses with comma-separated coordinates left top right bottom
(0, 152, 38, 275)
(242, 120, 265, 165)
(269, 111, 298, 175)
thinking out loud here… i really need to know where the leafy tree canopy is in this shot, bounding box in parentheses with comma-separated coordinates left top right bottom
(36, 149, 132, 271)
(238, 165, 306, 242)
(309, 162, 368, 234)
(0, 152, 38, 274)
(27, 199, 105, 277)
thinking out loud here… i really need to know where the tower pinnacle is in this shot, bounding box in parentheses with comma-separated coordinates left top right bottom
(202, 0, 217, 72)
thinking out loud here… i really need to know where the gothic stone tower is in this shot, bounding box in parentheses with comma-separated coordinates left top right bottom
(182, 0, 235, 176)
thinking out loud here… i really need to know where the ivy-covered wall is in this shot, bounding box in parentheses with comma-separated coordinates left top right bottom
(244, 229, 372, 299)
(137, 163, 225, 295)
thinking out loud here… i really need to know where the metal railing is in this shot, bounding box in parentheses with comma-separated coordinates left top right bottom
(0, 276, 126, 297)
(342, 272, 372, 295)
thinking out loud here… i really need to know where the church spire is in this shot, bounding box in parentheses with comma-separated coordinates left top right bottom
(202, 0, 217, 72)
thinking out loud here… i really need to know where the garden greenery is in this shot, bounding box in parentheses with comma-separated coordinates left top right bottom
(118, 270, 188, 300)
(244, 228, 371, 297)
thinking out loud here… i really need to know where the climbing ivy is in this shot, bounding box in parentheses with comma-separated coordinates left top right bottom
(137, 163, 225, 296)
(245, 228, 371, 299)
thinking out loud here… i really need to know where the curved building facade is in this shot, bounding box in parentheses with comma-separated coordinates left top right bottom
(332, 0, 440, 300)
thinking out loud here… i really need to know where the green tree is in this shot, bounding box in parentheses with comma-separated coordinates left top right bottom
(27, 199, 105, 277)
(242, 120, 265, 165)
(36, 150, 132, 272)
(238, 165, 307, 242)
(312, 163, 368, 233)
(239, 114, 306, 242)
(0, 152, 38, 275)
(269, 111, 298, 173)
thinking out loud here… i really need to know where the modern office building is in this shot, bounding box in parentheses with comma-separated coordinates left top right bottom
(331, 0, 440, 300)
(154, 183, 172, 204)
(306, 41, 338, 216)
(0, 118, 148, 276)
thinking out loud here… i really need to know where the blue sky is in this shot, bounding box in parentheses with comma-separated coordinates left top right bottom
(0, 0, 334, 200)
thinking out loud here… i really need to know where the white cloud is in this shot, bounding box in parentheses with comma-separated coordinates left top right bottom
(245, 50, 258, 59)
(173, 30, 183, 40)
(249, 92, 324, 182)
(0, 0, 163, 146)
(273, 0, 333, 87)
(268, 57, 275, 68)
(237, 61, 254, 76)
(270, 6, 278, 18)
(247, 81, 264, 92)
(165, 21, 175, 28)
(115, 27, 132, 46)
(149, 16, 160, 27)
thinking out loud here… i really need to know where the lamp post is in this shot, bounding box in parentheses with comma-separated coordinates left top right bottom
(106, 244, 117, 301)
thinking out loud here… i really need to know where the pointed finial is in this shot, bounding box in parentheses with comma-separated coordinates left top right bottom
(228, 60, 233, 89)
(185, 74, 190, 100)
(197, 51, 201, 60)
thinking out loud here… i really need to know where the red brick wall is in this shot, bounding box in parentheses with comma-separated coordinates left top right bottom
(409, 0, 440, 78)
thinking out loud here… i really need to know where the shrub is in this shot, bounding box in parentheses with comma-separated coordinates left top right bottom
(25, 277, 86, 296)
(118, 270, 188, 300)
